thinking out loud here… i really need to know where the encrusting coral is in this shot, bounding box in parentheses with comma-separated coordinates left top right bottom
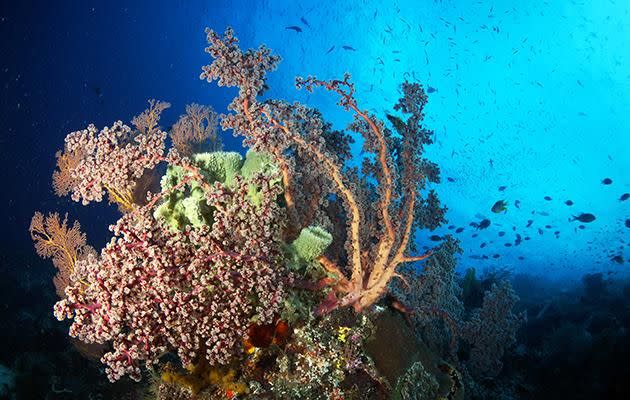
(30, 26, 524, 399)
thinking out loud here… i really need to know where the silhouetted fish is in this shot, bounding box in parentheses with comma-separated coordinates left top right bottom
(386, 114, 406, 132)
(538, 228, 543, 235)
(515, 234, 522, 246)
(570, 213, 596, 223)
(514, 200, 521, 209)
(526, 220, 533, 227)
(538, 211, 550, 216)
(518, 256, 525, 260)
(611, 255, 624, 264)
(626, 219, 630, 228)
(480, 242, 487, 248)
(544, 196, 552, 201)
(493, 254, 500, 258)
(427, 85, 437, 93)
(601, 178, 613, 185)
(342, 45, 356, 51)
(325, 46, 335, 54)
(286, 26, 302, 32)
(447, 177, 455, 182)
(477, 219, 491, 229)
(504, 243, 512, 247)
(300, 16, 310, 27)
(491, 200, 508, 213)
(456, 227, 464, 233)
(578, 225, 585, 230)
(619, 193, 629, 202)
(565, 200, 574, 206)
(498, 185, 507, 191)
(429, 235, 442, 241)
(498, 231, 505, 237)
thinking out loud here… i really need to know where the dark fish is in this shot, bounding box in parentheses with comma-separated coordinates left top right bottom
(498, 231, 505, 237)
(285, 26, 302, 33)
(538, 211, 550, 216)
(478, 219, 491, 229)
(429, 235, 442, 241)
(626, 219, 630, 228)
(427, 85, 437, 93)
(498, 185, 507, 191)
(491, 200, 508, 213)
(579, 225, 586, 230)
(524, 236, 531, 240)
(545, 224, 552, 229)
(570, 213, 596, 223)
(342, 45, 356, 51)
(504, 243, 512, 247)
(482, 255, 489, 260)
(601, 178, 613, 185)
(544, 196, 552, 201)
(493, 254, 501, 258)
(538, 228, 543, 235)
(515, 234, 522, 246)
(456, 227, 464, 233)
(480, 242, 487, 248)
(619, 193, 629, 201)
(565, 200, 574, 206)
(448, 225, 455, 230)
(386, 114, 406, 133)
(611, 255, 624, 264)
(325, 45, 335, 54)
(469, 255, 483, 260)
(472, 233, 478, 238)
(518, 256, 525, 260)
(447, 177, 455, 182)
(514, 200, 521, 209)
(300, 16, 310, 27)
(526, 220, 533, 227)
(554, 231, 560, 235)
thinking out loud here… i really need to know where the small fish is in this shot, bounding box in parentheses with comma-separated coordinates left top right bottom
(544, 196, 552, 201)
(427, 86, 437, 93)
(300, 16, 310, 27)
(504, 243, 512, 247)
(498, 185, 507, 191)
(579, 225, 586, 230)
(570, 213, 596, 223)
(538, 211, 550, 216)
(477, 219, 491, 230)
(514, 200, 521, 209)
(342, 45, 356, 51)
(491, 200, 508, 213)
(386, 114, 406, 133)
(601, 178, 613, 185)
(545, 224, 552, 229)
(524, 236, 531, 241)
(472, 233, 479, 238)
(526, 219, 533, 227)
(498, 231, 506, 237)
(429, 235, 442, 241)
(518, 256, 525, 260)
(448, 225, 455, 230)
(469, 255, 483, 260)
(619, 193, 629, 202)
(538, 228, 543, 235)
(325, 45, 335, 54)
(515, 234, 522, 246)
(611, 255, 624, 264)
(285, 26, 302, 33)
(493, 254, 501, 259)
(625, 219, 630, 228)
(456, 227, 464, 233)
(447, 177, 455, 182)
(480, 242, 487, 248)
(565, 200, 574, 206)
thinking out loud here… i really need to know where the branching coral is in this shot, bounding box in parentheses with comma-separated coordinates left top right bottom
(200, 27, 446, 313)
(29, 212, 94, 298)
(171, 103, 222, 157)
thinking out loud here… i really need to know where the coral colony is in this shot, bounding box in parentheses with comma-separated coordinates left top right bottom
(30, 28, 523, 399)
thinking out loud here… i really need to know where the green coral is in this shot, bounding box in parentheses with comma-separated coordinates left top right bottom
(154, 150, 279, 230)
(290, 226, 333, 261)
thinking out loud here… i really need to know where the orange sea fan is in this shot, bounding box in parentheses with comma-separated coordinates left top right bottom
(29, 212, 91, 298)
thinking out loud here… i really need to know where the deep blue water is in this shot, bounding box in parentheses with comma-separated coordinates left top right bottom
(0, 0, 628, 398)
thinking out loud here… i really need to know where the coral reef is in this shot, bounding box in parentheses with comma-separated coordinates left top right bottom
(30, 26, 526, 399)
